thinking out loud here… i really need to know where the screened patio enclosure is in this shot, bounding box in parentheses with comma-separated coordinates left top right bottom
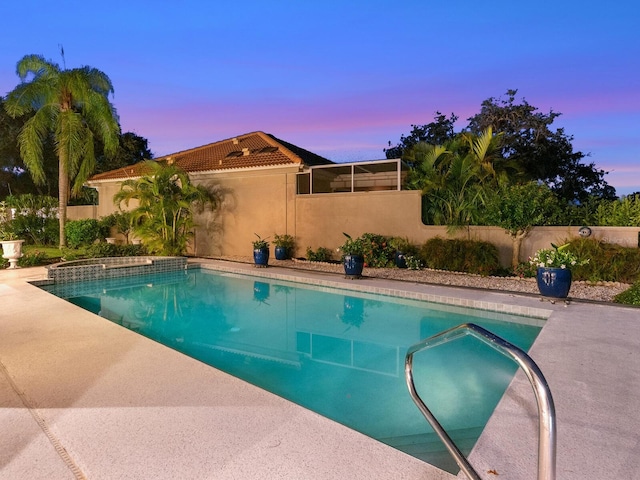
(296, 159, 409, 194)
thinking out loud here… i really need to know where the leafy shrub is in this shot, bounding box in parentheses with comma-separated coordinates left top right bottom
(60, 248, 83, 261)
(306, 246, 333, 262)
(65, 219, 102, 248)
(4, 194, 58, 245)
(85, 243, 146, 258)
(100, 211, 135, 242)
(592, 195, 640, 226)
(418, 237, 500, 276)
(405, 255, 423, 270)
(567, 238, 640, 283)
(340, 233, 395, 267)
(390, 236, 418, 256)
(514, 262, 537, 278)
(614, 281, 640, 306)
(18, 250, 48, 267)
(357, 233, 395, 268)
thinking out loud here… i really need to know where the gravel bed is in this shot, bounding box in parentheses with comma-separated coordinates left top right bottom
(211, 256, 630, 303)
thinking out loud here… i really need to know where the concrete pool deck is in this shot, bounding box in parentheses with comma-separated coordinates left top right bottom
(1, 259, 639, 479)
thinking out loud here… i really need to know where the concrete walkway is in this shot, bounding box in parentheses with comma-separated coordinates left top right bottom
(1, 260, 638, 479)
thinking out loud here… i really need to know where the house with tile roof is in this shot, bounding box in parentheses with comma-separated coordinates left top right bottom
(85, 131, 419, 258)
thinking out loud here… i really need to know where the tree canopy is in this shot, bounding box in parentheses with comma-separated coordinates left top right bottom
(387, 89, 616, 203)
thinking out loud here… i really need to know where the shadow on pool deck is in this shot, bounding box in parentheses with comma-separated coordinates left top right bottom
(1, 260, 639, 479)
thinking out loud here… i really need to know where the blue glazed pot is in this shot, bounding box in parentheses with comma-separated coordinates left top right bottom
(274, 246, 289, 260)
(253, 247, 269, 267)
(394, 251, 407, 269)
(536, 267, 572, 298)
(343, 254, 364, 278)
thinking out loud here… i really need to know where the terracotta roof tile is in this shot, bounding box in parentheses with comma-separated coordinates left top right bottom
(89, 131, 333, 182)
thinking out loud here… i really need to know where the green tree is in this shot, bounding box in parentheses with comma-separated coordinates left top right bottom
(484, 182, 564, 268)
(388, 90, 615, 203)
(113, 161, 218, 255)
(385, 112, 458, 160)
(4, 54, 120, 246)
(467, 89, 615, 202)
(95, 131, 153, 174)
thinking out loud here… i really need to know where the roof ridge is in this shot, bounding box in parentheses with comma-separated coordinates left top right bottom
(155, 131, 268, 161)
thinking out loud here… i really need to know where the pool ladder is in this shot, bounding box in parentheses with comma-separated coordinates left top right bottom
(405, 323, 556, 480)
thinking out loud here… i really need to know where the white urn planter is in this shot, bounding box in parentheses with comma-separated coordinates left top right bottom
(1, 239, 25, 269)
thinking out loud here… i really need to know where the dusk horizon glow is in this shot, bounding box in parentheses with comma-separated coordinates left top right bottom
(2, 1, 638, 194)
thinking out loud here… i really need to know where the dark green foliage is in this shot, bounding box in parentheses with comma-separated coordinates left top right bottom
(388, 89, 615, 204)
(100, 211, 135, 242)
(5, 194, 58, 244)
(356, 233, 395, 268)
(273, 233, 295, 252)
(614, 281, 640, 306)
(114, 161, 218, 255)
(95, 132, 153, 174)
(513, 262, 537, 278)
(85, 243, 146, 258)
(18, 250, 47, 267)
(385, 112, 458, 160)
(418, 237, 501, 276)
(306, 247, 333, 262)
(65, 219, 102, 248)
(567, 238, 640, 283)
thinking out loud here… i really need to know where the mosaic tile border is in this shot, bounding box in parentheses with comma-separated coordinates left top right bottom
(198, 262, 552, 321)
(46, 256, 187, 283)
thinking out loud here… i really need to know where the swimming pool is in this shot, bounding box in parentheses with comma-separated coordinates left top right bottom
(41, 267, 542, 474)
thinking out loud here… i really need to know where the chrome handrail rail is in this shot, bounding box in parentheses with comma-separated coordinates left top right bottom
(405, 323, 556, 480)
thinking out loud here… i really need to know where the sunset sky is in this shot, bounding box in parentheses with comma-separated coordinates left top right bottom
(1, 0, 638, 194)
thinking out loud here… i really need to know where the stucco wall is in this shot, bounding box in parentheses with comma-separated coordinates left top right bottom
(184, 166, 299, 257)
(75, 170, 640, 267)
(67, 205, 97, 221)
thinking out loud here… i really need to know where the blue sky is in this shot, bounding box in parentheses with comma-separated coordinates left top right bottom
(1, 1, 638, 194)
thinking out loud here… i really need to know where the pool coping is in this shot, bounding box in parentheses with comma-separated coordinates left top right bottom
(1, 259, 639, 479)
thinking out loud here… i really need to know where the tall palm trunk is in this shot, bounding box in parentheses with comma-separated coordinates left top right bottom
(58, 150, 69, 247)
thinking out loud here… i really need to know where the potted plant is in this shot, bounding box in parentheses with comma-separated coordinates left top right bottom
(252, 234, 270, 267)
(273, 233, 295, 260)
(390, 236, 416, 269)
(0, 204, 24, 269)
(340, 233, 365, 279)
(530, 243, 589, 299)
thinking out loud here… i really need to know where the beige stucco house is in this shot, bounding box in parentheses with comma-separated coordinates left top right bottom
(84, 131, 639, 265)
(87, 131, 415, 259)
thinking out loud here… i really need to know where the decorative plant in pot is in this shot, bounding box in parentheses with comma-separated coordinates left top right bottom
(0, 204, 24, 269)
(273, 233, 295, 260)
(340, 233, 365, 279)
(530, 243, 589, 299)
(389, 236, 416, 269)
(252, 234, 270, 267)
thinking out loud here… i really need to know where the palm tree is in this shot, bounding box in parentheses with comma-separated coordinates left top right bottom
(114, 161, 218, 256)
(4, 54, 120, 247)
(404, 128, 517, 232)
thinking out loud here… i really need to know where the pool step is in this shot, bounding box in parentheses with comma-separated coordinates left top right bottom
(380, 427, 483, 473)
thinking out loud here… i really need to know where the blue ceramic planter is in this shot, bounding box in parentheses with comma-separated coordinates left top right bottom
(536, 267, 572, 298)
(343, 254, 364, 278)
(394, 251, 407, 269)
(253, 247, 269, 267)
(274, 246, 289, 260)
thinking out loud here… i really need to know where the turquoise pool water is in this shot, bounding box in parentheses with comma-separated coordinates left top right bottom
(42, 268, 542, 473)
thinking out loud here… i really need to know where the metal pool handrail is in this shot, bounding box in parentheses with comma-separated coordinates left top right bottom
(405, 323, 556, 480)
